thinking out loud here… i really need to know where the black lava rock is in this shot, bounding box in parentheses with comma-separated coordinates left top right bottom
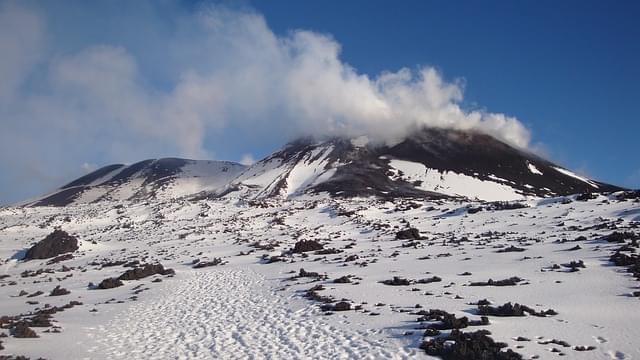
(118, 264, 175, 281)
(24, 230, 78, 260)
(97, 277, 124, 289)
(396, 228, 421, 240)
(292, 240, 324, 253)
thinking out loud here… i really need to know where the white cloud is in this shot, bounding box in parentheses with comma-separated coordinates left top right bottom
(0, 2, 532, 203)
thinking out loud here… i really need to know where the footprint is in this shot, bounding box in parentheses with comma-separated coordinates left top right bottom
(608, 351, 625, 359)
(594, 336, 608, 344)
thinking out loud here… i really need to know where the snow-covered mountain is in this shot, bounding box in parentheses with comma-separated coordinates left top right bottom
(29, 158, 247, 206)
(1, 128, 639, 359)
(228, 128, 621, 201)
(31, 128, 622, 207)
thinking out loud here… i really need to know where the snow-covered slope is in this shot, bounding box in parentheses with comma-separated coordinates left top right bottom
(223, 128, 622, 202)
(1, 189, 639, 359)
(30, 158, 247, 206)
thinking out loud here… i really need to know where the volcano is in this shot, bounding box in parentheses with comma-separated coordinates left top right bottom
(29, 128, 623, 206)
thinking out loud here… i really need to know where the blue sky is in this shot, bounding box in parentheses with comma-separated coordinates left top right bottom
(0, 0, 638, 204)
(251, 0, 639, 183)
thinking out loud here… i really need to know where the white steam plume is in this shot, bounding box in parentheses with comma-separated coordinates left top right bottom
(0, 2, 531, 203)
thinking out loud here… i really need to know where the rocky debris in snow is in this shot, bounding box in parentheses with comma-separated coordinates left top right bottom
(296, 268, 326, 280)
(23, 230, 78, 260)
(97, 277, 124, 289)
(538, 338, 570, 347)
(49, 286, 70, 296)
(477, 302, 556, 317)
(10, 322, 38, 338)
(573, 345, 596, 351)
(576, 193, 598, 201)
(496, 246, 526, 253)
(118, 264, 175, 281)
(485, 202, 529, 211)
(416, 309, 489, 331)
(604, 231, 639, 243)
(261, 255, 284, 264)
(192, 258, 224, 268)
(321, 301, 351, 312)
(469, 277, 524, 287)
(561, 260, 586, 272)
(333, 276, 352, 284)
(416, 276, 442, 284)
(395, 228, 421, 240)
(616, 190, 640, 201)
(304, 285, 333, 304)
(315, 248, 343, 255)
(291, 240, 324, 253)
(26, 291, 44, 298)
(420, 329, 522, 359)
(381, 276, 412, 286)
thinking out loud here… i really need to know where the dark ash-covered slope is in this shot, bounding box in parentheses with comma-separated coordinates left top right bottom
(232, 128, 623, 200)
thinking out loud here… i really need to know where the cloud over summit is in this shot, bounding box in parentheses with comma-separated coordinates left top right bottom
(0, 1, 531, 203)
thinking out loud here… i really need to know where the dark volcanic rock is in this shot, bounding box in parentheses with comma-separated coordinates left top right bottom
(192, 258, 223, 268)
(496, 246, 526, 253)
(478, 302, 557, 317)
(421, 329, 522, 360)
(292, 240, 324, 253)
(469, 277, 523, 287)
(49, 285, 70, 296)
(333, 301, 351, 311)
(396, 228, 421, 240)
(381, 276, 412, 286)
(11, 322, 38, 338)
(417, 276, 442, 284)
(97, 277, 124, 289)
(333, 276, 352, 284)
(24, 230, 78, 260)
(478, 302, 526, 317)
(118, 264, 175, 281)
(321, 301, 351, 312)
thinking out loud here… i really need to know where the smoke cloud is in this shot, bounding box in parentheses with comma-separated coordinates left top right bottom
(0, 1, 531, 204)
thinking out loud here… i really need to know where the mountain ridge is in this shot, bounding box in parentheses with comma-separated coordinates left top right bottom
(26, 128, 625, 207)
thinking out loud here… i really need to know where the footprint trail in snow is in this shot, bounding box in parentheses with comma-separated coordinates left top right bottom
(88, 267, 416, 359)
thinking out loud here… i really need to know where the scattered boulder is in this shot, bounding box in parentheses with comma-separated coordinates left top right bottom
(417, 276, 442, 284)
(478, 302, 557, 317)
(381, 276, 412, 286)
(396, 228, 421, 240)
(574, 345, 596, 351)
(561, 260, 586, 271)
(97, 277, 124, 289)
(321, 301, 351, 312)
(333, 301, 351, 311)
(420, 329, 522, 359)
(118, 264, 174, 281)
(486, 202, 528, 211)
(478, 302, 526, 317)
(297, 268, 326, 279)
(469, 277, 523, 287)
(496, 246, 526, 253)
(24, 230, 78, 260)
(604, 232, 639, 243)
(292, 240, 324, 253)
(192, 258, 223, 268)
(11, 322, 38, 338)
(49, 285, 70, 296)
